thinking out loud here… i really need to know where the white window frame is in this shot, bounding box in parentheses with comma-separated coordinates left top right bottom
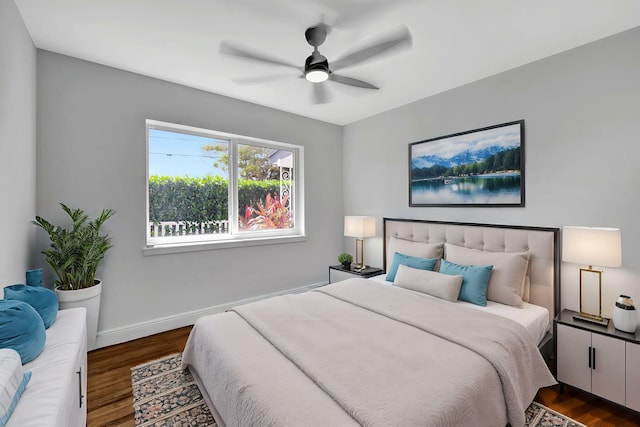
(144, 120, 305, 254)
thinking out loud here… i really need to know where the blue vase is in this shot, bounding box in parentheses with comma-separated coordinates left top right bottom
(26, 268, 43, 287)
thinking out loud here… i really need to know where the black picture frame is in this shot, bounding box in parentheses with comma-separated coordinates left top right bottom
(409, 120, 525, 207)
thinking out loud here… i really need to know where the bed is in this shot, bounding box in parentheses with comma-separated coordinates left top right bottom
(182, 218, 560, 427)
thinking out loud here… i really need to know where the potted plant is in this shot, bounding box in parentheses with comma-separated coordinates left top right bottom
(338, 253, 353, 269)
(33, 203, 115, 349)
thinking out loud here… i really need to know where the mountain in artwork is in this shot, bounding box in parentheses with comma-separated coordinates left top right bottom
(411, 145, 507, 169)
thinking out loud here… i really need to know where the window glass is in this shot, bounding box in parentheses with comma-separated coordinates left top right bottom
(238, 144, 294, 231)
(146, 121, 301, 247)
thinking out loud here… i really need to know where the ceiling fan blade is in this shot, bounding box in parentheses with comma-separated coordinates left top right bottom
(219, 41, 301, 70)
(312, 83, 330, 104)
(331, 25, 412, 72)
(329, 74, 378, 90)
(231, 74, 295, 85)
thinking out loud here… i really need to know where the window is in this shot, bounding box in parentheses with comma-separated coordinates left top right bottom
(146, 120, 304, 249)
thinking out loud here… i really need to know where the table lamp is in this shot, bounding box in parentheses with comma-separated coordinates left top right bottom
(562, 226, 622, 326)
(344, 216, 376, 272)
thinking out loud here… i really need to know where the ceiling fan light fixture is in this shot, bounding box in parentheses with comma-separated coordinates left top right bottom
(305, 53, 329, 83)
(305, 69, 329, 83)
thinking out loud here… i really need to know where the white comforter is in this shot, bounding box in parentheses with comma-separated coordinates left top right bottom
(183, 278, 556, 427)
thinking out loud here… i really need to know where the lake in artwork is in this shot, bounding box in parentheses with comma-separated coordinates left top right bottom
(409, 121, 524, 205)
(411, 173, 521, 205)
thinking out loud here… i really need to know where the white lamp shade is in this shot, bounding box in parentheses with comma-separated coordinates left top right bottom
(344, 216, 376, 238)
(562, 226, 622, 267)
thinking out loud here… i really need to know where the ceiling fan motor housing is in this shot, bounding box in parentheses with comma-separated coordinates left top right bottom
(305, 25, 327, 47)
(306, 50, 328, 68)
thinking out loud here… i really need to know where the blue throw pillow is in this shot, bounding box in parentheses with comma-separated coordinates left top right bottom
(439, 259, 493, 306)
(4, 284, 58, 329)
(0, 300, 46, 364)
(386, 252, 438, 282)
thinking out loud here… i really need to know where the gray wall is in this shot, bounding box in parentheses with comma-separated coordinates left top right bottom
(343, 26, 640, 318)
(0, 0, 37, 285)
(14, 16, 640, 344)
(36, 51, 343, 347)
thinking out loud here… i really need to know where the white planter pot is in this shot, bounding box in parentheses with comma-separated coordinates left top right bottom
(56, 280, 102, 350)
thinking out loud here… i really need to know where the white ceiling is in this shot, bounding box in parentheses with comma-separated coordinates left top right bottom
(14, 0, 640, 125)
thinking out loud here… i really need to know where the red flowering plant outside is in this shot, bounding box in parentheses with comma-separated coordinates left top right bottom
(240, 192, 293, 230)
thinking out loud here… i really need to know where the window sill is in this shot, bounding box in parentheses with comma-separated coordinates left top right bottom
(142, 234, 307, 256)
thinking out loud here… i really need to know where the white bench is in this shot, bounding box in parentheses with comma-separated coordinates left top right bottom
(7, 308, 87, 427)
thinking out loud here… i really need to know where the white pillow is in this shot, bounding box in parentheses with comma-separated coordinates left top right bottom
(394, 264, 463, 302)
(0, 349, 32, 426)
(387, 237, 443, 269)
(444, 243, 530, 308)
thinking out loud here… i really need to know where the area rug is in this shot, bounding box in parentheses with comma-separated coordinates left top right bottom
(131, 353, 216, 426)
(131, 353, 585, 427)
(525, 401, 586, 427)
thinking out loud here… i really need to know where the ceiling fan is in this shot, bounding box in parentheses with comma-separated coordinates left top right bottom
(219, 23, 412, 104)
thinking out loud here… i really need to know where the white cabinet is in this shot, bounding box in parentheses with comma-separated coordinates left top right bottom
(66, 339, 88, 427)
(591, 333, 626, 405)
(627, 342, 640, 412)
(556, 324, 625, 405)
(556, 324, 592, 391)
(556, 310, 639, 411)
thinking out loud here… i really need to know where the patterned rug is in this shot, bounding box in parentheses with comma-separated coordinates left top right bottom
(131, 353, 585, 427)
(525, 402, 586, 427)
(131, 353, 216, 426)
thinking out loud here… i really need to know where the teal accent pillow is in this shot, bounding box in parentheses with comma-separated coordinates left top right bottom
(0, 300, 46, 364)
(386, 252, 438, 282)
(439, 259, 493, 306)
(4, 284, 58, 329)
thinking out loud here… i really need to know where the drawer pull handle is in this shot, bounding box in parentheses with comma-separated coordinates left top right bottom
(77, 368, 84, 408)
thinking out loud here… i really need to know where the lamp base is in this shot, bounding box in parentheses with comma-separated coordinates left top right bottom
(573, 313, 609, 327)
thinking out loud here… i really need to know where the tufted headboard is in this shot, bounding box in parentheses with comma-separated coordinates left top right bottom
(383, 218, 560, 327)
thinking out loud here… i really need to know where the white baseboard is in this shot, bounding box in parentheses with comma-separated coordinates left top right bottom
(93, 281, 327, 350)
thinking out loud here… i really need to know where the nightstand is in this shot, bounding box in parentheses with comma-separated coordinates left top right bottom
(555, 309, 640, 412)
(328, 265, 385, 283)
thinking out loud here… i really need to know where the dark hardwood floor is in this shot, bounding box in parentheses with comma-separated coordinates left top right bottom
(87, 326, 192, 426)
(87, 326, 640, 427)
(536, 386, 640, 427)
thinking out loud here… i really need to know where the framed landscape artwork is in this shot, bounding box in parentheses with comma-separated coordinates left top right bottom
(409, 120, 525, 207)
